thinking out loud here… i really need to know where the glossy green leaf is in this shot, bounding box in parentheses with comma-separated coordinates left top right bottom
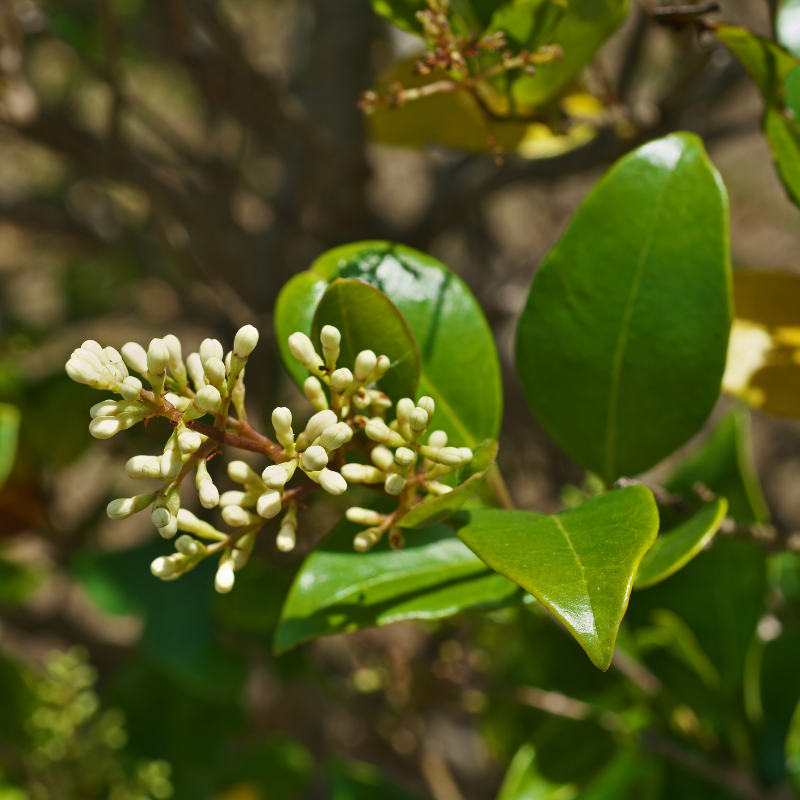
(634, 498, 727, 590)
(665, 408, 769, 525)
(399, 438, 498, 528)
(764, 104, 800, 207)
(496, 743, 571, 800)
(310, 278, 420, 404)
(275, 242, 502, 447)
(487, 0, 566, 51)
(274, 506, 525, 654)
(516, 133, 731, 486)
(778, 0, 800, 58)
(0, 404, 19, 491)
(455, 486, 659, 670)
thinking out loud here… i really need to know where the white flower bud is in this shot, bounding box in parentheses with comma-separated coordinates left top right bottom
(121, 342, 149, 376)
(220, 490, 248, 508)
(346, 507, 383, 526)
(439, 447, 465, 467)
(106, 492, 155, 520)
(147, 338, 169, 375)
(417, 396, 435, 419)
(354, 528, 381, 553)
(177, 430, 202, 454)
(162, 333, 183, 368)
(409, 408, 428, 432)
(73, 347, 104, 372)
(272, 407, 293, 437)
(341, 464, 385, 483)
(204, 357, 226, 387)
(152, 507, 171, 528)
(66, 358, 100, 385)
(304, 409, 337, 442)
(374, 355, 390, 380)
(89, 417, 123, 439)
(215, 557, 235, 593)
(232, 532, 256, 570)
(353, 390, 371, 409)
(222, 505, 255, 527)
(120, 376, 142, 400)
(234, 324, 259, 357)
(457, 447, 474, 465)
(426, 481, 453, 496)
(369, 391, 392, 410)
(303, 376, 329, 411)
(320, 325, 340, 368)
(277, 523, 296, 552)
(262, 462, 295, 489)
(256, 489, 282, 519)
(385, 473, 406, 495)
(228, 461, 259, 486)
(395, 447, 415, 466)
(199, 338, 224, 366)
(176, 535, 203, 557)
(126, 455, 162, 480)
(319, 468, 347, 496)
(288, 332, 322, 369)
(176, 509, 225, 540)
(428, 430, 448, 448)
(196, 461, 219, 508)
(371, 445, 394, 471)
(158, 516, 178, 539)
(365, 418, 390, 443)
(104, 346, 128, 376)
(396, 398, 414, 426)
(186, 352, 206, 391)
(90, 399, 122, 418)
(165, 393, 191, 412)
(161, 442, 182, 481)
(151, 557, 176, 579)
(194, 385, 221, 412)
(302, 445, 328, 472)
(319, 422, 350, 452)
(354, 350, 377, 382)
(330, 368, 353, 391)
(82, 340, 105, 359)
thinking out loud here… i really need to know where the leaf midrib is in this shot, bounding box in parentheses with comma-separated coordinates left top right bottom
(552, 515, 598, 641)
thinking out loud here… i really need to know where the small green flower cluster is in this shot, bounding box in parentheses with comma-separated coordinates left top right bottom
(66, 323, 473, 593)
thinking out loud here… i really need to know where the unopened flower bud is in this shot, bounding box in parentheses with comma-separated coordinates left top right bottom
(302, 445, 328, 472)
(120, 376, 142, 400)
(385, 473, 406, 495)
(428, 430, 448, 448)
(409, 407, 428, 432)
(89, 417, 124, 439)
(426, 481, 453, 496)
(222, 505, 256, 527)
(194, 385, 221, 412)
(74, 347, 104, 372)
(199, 338, 224, 366)
(152, 507, 171, 528)
(304, 376, 329, 411)
(439, 446, 465, 467)
(220, 490, 249, 508)
(397, 398, 414, 426)
(457, 447, 474, 465)
(373, 355, 390, 380)
(346, 507, 383, 526)
(196, 461, 219, 508)
(277, 521, 297, 552)
(341, 464, 385, 483)
(371, 445, 394, 471)
(158, 516, 178, 539)
(203, 357, 226, 389)
(320, 325, 340, 368)
(233, 324, 259, 357)
(107, 492, 156, 520)
(288, 332, 323, 370)
(121, 342, 148, 376)
(215, 556, 235, 594)
(365, 418, 406, 447)
(176, 534, 203, 557)
(417, 396, 435, 420)
(146, 338, 168, 374)
(304, 409, 337, 443)
(256, 489, 282, 519)
(395, 447, 415, 466)
(151, 557, 176, 579)
(177, 429, 202, 454)
(186, 352, 206, 391)
(228, 461, 261, 487)
(319, 422, 350, 451)
(177, 509, 225, 540)
(272, 407, 292, 437)
(161, 438, 182, 479)
(354, 527, 381, 553)
(319, 468, 347, 496)
(262, 461, 295, 489)
(354, 350, 377, 382)
(126, 455, 162, 480)
(90, 399, 122, 418)
(82, 340, 104, 359)
(330, 368, 353, 392)
(66, 358, 100, 385)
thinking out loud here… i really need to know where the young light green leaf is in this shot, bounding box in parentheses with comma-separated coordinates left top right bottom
(665, 408, 769, 525)
(0, 404, 20, 491)
(275, 242, 502, 447)
(455, 486, 659, 670)
(310, 278, 420, 403)
(634, 497, 727, 589)
(274, 508, 525, 654)
(516, 133, 731, 486)
(399, 438, 498, 529)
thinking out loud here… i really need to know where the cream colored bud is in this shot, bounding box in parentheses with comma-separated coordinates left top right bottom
(370, 445, 394, 471)
(121, 342, 148, 376)
(90, 399, 121, 418)
(152, 507, 171, 528)
(302, 445, 328, 472)
(319, 468, 347, 496)
(89, 417, 123, 439)
(66, 358, 100, 385)
(365, 418, 390, 443)
(409, 408, 428, 432)
(396, 398, 414, 425)
(354, 528, 381, 553)
(220, 490, 248, 508)
(107, 492, 155, 520)
(158, 516, 178, 539)
(260, 464, 287, 489)
(288, 332, 322, 369)
(222, 505, 255, 527)
(147, 338, 169, 375)
(346, 507, 383, 526)
(233, 324, 259, 357)
(204, 357, 226, 387)
(457, 447, 474, 465)
(426, 481, 453, 496)
(272, 407, 293, 437)
(177, 430, 202, 454)
(417, 396, 435, 420)
(194, 385, 221, 412)
(385, 473, 406, 495)
(330, 368, 353, 391)
(439, 447, 465, 467)
(215, 557, 235, 594)
(120, 376, 142, 400)
(277, 524, 296, 552)
(256, 489, 282, 519)
(162, 333, 183, 366)
(126, 455, 161, 480)
(303, 376, 329, 411)
(228, 461, 258, 486)
(161, 447, 182, 481)
(199, 338, 224, 366)
(186, 352, 206, 390)
(74, 347, 104, 372)
(395, 447, 415, 466)
(320, 325, 341, 350)
(341, 464, 385, 483)
(196, 462, 219, 509)
(353, 390, 371, 409)
(305, 409, 337, 442)
(373, 355, 390, 379)
(176, 509, 225, 540)
(176, 535, 203, 557)
(319, 423, 350, 451)
(428, 430, 447, 448)
(151, 557, 176, 579)
(82, 340, 105, 359)
(354, 350, 377, 382)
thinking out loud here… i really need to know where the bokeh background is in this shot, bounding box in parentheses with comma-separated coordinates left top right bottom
(0, 0, 799, 798)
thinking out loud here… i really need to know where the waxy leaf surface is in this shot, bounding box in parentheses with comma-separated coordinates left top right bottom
(455, 486, 659, 670)
(275, 242, 502, 447)
(516, 133, 731, 485)
(634, 498, 727, 589)
(310, 278, 420, 404)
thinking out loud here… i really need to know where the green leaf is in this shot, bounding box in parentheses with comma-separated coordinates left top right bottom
(274, 505, 525, 654)
(496, 743, 573, 800)
(486, 0, 567, 52)
(399, 438, 498, 528)
(310, 278, 421, 404)
(787, 697, 800, 793)
(370, 0, 427, 34)
(778, 0, 800, 58)
(0, 557, 42, 607)
(0, 404, 20, 491)
(455, 486, 659, 670)
(665, 408, 769, 525)
(275, 242, 502, 447)
(328, 758, 426, 800)
(0, 652, 33, 748)
(516, 133, 731, 485)
(764, 104, 800, 207)
(634, 498, 727, 590)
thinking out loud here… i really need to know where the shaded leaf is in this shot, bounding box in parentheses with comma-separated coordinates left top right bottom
(0, 652, 33, 748)
(787, 697, 800, 793)
(328, 758, 427, 800)
(399, 438, 498, 528)
(0, 404, 19, 491)
(310, 278, 420, 404)
(274, 505, 525, 654)
(455, 486, 659, 670)
(516, 133, 731, 485)
(0, 557, 42, 607)
(275, 242, 502, 447)
(634, 498, 727, 590)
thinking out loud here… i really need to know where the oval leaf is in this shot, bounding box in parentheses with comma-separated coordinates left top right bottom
(516, 133, 731, 486)
(275, 242, 502, 447)
(455, 486, 659, 670)
(310, 278, 420, 403)
(634, 497, 727, 590)
(274, 508, 525, 654)
(399, 438, 498, 529)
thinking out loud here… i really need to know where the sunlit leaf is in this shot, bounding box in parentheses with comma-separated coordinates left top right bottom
(778, 0, 800, 58)
(455, 486, 659, 670)
(516, 133, 731, 485)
